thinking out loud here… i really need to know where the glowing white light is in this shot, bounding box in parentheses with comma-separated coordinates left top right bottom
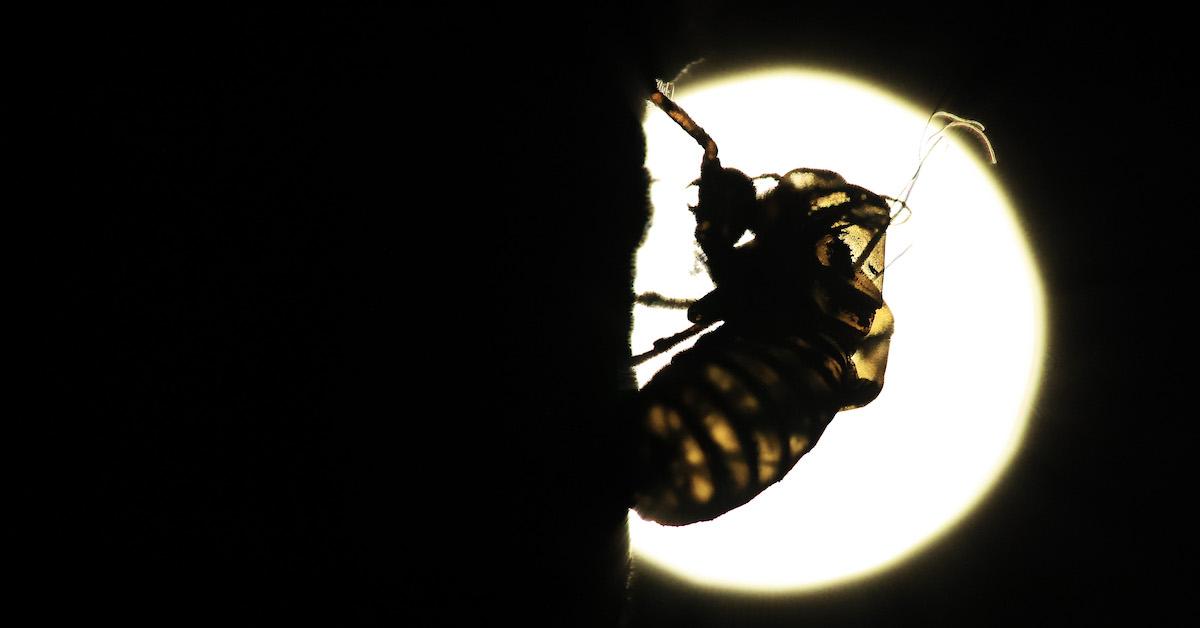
(630, 69, 1045, 592)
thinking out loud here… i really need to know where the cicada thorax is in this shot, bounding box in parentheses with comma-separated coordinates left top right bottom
(691, 166, 890, 345)
(633, 164, 895, 525)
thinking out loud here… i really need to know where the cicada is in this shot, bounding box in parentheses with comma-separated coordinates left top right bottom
(631, 86, 896, 525)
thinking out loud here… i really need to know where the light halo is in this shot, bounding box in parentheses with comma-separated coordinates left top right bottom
(629, 67, 1046, 592)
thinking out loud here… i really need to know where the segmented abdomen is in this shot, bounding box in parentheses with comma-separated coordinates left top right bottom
(633, 326, 852, 526)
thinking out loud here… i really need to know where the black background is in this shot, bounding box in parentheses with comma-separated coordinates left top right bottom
(625, 7, 1190, 628)
(52, 5, 1187, 626)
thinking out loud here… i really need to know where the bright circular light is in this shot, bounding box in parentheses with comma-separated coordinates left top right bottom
(629, 68, 1045, 592)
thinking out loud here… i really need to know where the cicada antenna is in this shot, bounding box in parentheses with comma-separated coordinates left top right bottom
(875, 243, 913, 279)
(881, 195, 913, 225)
(931, 112, 997, 165)
(898, 133, 941, 207)
(649, 82, 719, 163)
(898, 110, 998, 206)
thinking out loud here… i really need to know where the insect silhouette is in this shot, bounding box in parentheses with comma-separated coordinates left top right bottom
(630, 84, 897, 525)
